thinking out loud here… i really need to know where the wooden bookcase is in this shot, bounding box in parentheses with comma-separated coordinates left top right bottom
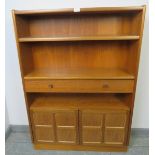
(12, 6, 146, 152)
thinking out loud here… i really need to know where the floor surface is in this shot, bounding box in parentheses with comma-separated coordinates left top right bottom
(6, 131, 149, 155)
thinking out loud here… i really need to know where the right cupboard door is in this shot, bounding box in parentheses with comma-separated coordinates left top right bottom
(80, 110, 129, 146)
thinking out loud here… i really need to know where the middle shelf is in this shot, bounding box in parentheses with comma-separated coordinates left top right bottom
(24, 68, 134, 93)
(24, 68, 134, 80)
(19, 35, 140, 42)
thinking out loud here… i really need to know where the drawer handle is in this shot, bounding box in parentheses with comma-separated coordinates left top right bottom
(103, 83, 109, 88)
(48, 84, 53, 88)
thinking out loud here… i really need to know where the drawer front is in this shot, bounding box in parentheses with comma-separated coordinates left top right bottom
(25, 79, 134, 93)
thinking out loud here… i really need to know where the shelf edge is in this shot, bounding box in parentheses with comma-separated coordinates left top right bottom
(18, 36, 140, 42)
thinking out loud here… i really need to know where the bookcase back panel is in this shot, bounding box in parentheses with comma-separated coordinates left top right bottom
(20, 41, 134, 73)
(16, 12, 142, 37)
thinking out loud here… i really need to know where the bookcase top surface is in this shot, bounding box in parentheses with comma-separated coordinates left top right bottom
(13, 5, 145, 15)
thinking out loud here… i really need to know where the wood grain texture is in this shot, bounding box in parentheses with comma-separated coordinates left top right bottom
(24, 68, 134, 80)
(30, 94, 130, 111)
(14, 8, 74, 15)
(12, 6, 146, 151)
(24, 79, 134, 93)
(34, 143, 128, 151)
(30, 98, 129, 147)
(31, 109, 78, 144)
(12, 10, 34, 143)
(20, 41, 134, 75)
(56, 111, 78, 144)
(14, 6, 143, 15)
(19, 36, 139, 42)
(80, 110, 129, 146)
(80, 6, 144, 13)
(126, 5, 146, 145)
(16, 13, 140, 37)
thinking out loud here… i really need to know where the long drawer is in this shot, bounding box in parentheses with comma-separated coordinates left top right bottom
(24, 79, 134, 93)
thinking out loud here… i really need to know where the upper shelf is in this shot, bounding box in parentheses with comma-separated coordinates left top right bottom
(18, 36, 140, 42)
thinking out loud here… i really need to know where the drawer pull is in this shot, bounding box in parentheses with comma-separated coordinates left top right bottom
(48, 84, 53, 88)
(103, 83, 109, 88)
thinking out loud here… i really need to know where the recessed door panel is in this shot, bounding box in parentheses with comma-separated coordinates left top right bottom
(35, 126, 54, 143)
(55, 111, 76, 126)
(82, 112, 103, 126)
(31, 111, 55, 143)
(104, 111, 129, 146)
(55, 110, 78, 144)
(81, 111, 103, 145)
(105, 112, 127, 127)
(57, 127, 77, 144)
(82, 127, 102, 145)
(104, 128, 125, 145)
(33, 112, 53, 125)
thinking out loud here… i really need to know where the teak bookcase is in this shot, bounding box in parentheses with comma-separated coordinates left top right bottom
(12, 6, 146, 152)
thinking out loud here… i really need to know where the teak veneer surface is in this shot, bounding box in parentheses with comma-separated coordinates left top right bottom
(24, 79, 134, 93)
(30, 94, 130, 148)
(12, 6, 146, 152)
(19, 36, 140, 42)
(30, 94, 130, 111)
(14, 6, 143, 15)
(24, 68, 134, 80)
(20, 41, 136, 76)
(15, 10, 142, 37)
(34, 143, 127, 151)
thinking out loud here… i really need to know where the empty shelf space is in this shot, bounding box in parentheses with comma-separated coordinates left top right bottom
(30, 95, 78, 110)
(24, 68, 134, 80)
(30, 94, 130, 111)
(18, 36, 140, 42)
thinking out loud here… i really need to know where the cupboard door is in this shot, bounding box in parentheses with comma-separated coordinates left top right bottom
(55, 110, 78, 144)
(32, 112, 55, 143)
(104, 111, 129, 146)
(80, 111, 103, 145)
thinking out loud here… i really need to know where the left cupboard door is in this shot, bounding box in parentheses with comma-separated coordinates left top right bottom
(31, 111, 55, 143)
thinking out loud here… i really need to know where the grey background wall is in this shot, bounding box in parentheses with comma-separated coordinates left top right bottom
(5, 102, 10, 131)
(5, 0, 149, 129)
